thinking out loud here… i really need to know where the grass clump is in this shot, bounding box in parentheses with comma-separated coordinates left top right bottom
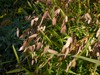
(0, 0, 100, 75)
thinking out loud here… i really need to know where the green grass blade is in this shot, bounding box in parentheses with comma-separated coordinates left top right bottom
(12, 45, 20, 64)
(20, 65, 32, 75)
(27, 0, 32, 8)
(6, 68, 24, 74)
(0, 60, 14, 65)
(68, 70, 76, 75)
(12, 45, 32, 74)
(74, 55, 100, 66)
(60, 8, 66, 17)
(40, 30, 53, 45)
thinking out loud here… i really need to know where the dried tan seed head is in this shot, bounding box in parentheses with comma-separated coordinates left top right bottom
(47, 49, 58, 55)
(84, 13, 92, 24)
(31, 17, 39, 26)
(52, 17, 57, 25)
(16, 28, 20, 37)
(96, 28, 100, 37)
(19, 41, 27, 51)
(65, 16, 68, 22)
(43, 45, 49, 54)
(28, 45, 35, 51)
(65, 37, 73, 48)
(54, 9, 60, 17)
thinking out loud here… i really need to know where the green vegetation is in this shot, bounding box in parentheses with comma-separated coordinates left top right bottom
(0, 0, 100, 75)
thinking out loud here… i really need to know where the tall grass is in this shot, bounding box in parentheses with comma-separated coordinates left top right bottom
(0, 0, 100, 75)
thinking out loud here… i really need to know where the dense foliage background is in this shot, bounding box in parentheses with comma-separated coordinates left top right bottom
(0, 0, 100, 75)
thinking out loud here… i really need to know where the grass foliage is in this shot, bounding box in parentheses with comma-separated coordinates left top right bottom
(0, 0, 100, 75)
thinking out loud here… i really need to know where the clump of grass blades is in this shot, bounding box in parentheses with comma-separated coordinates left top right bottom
(7, 0, 100, 75)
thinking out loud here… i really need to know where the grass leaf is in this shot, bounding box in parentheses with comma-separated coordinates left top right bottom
(40, 30, 53, 45)
(12, 45, 20, 64)
(6, 68, 24, 74)
(27, 0, 32, 8)
(74, 55, 100, 66)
